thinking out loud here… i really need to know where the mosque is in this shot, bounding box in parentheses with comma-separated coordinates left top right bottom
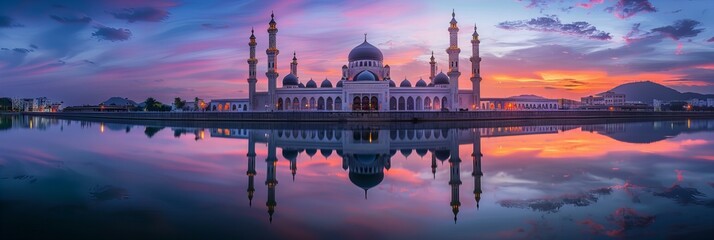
(209, 11, 486, 112)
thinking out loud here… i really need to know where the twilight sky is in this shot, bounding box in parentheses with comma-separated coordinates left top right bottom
(1, 0, 713, 105)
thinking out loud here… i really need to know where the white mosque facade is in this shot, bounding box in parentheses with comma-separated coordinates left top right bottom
(209, 11, 491, 112)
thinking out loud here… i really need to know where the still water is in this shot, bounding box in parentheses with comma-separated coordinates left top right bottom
(1, 116, 714, 239)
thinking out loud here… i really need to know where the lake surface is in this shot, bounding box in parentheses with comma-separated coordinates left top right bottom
(1, 115, 714, 239)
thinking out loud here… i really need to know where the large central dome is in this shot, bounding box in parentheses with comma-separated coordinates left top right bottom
(348, 40, 383, 62)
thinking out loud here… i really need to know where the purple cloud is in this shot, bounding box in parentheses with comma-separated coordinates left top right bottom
(606, 0, 656, 19)
(708, 37, 714, 42)
(497, 15, 612, 40)
(50, 15, 92, 24)
(651, 19, 703, 40)
(92, 26, 132, 42)
(110, 7, 170, 23)
(12, 48, 33, 54)
(0, 15, 22, 28)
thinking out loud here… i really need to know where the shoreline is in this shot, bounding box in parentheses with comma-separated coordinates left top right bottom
(19, 111, 714, 123)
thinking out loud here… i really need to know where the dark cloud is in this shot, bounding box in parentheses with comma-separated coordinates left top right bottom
(605, 0, 656, 19)
(84, 59, 96, 65)
(92, 26, 132, 42)
(12, 48, 33, 54)
(110, 7, 170, 23)
(651, 19, 703, 40)
(498, 187, 612, 213)
(50, 15, 92, 24)
(496, 15, 612, 40)
(29, 44, 38, 49)
(708, 37, 714, 42)
(0, 15, 22, 28)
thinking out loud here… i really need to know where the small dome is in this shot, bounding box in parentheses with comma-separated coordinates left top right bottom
(416, 149, 428, 157)
(434, 72, 450, 85)
(349, 171, 384, 190)
(282, 149, 299, 160)
(298, 82, 305, 88)
(282, 73, 299, 86)
(400, 79, 412, 87)
(320, 149, 333, 158)
(306, 79, 317, 88)
(434, 149, 450, 161)
(355, 70, 378, 81)
(336, 80, 344, 87)
(428, 83, 434, 87)
(416, 78, 427, 87)
(400, 149, 412, 157)
(389, 79, 396, 87)
(348, 40, 383, 62)
(389, 149, 397, 156)
(320, 79, 333, 88)
(305, 148, 317, 157)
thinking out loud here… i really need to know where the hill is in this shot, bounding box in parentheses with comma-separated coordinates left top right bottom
(608, 81, 714, 103)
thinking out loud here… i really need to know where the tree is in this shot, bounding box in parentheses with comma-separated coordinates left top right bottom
(174, 97, 186, 110)
(144, 97, 171, 112)
(0, 97, 12, 111)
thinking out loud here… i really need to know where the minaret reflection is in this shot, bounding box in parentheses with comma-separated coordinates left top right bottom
(282, 148, 298, 181)
(246, 134, 257, 207)
(448, 129, 462, 223)
(265, 131, 278, 223)
(472, 130, 483, 209)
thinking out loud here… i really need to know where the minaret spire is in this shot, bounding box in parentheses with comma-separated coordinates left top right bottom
(470, 23, 482, 110)
(447, 10, 461, 110)
(266, 11, 279, 111)
(290, 51, 298, 76)
(364, 33, 367, 42)
(429, 51, 437, 83)
(265, 131, 278, 223)
(247, 27, 258, 111)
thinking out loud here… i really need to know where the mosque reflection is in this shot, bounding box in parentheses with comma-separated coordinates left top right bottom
(211, 125, 575, 223)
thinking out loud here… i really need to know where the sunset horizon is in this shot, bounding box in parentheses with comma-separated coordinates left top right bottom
(2, 0, 713, 106)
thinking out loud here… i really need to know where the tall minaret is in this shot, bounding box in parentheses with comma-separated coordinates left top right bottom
(470, 24, 482, 110)
(247, 133, 257, 206)
(431, 150, 437, 179)
(429, 51, 436, 83)
(266, 12, 279, 111)
(446, 10, 461, 110)
(449, 150, 462, 223)
(247, 28, 258, 111)
(265, 131, 278, 222)
(472, 131, 483, 209)
(290, 51, 298, 77)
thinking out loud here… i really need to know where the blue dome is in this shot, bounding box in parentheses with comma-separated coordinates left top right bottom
(298, 82, 305, 88)
(336, 80, 344, 87)
(400, 149, 412, 157)
(355, 71, 378, 81)
(320, 79, 332, 88)
(305, 148, 317, 156)
(434, 149, 450, 161)
(282, 73, 299, 86)
(416, 78, 427, 87)
(348, 40, 383, 62)
(400, 79, 412, 87)
(282, 149, 299, 160)
(434, 72, 450, 85)
(389, 79, 396, 87)
(306, 79, 317, 88)
(349, 172, 384, 190)
(320, 149, 333, 157)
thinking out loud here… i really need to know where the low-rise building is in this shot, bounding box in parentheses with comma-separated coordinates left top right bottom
(480, 95, 560, 111)
(209, 99, 251, 112)
(581, 91, 625, 106)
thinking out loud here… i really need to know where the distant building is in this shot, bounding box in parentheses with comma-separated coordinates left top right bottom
(101, 97, 138, 107)
(12, 97, 62, 112)
(581, 91, 625, 106)
(708, 98, 714, 107)
(209, 99, 250, 112)
(480, 95, 560, 111)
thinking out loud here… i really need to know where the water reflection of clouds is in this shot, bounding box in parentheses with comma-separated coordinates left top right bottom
(1, 116, 714, 239)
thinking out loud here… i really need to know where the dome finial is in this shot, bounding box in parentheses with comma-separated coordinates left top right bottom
(271, 11, 274, 19)
(364, 33, 367, 42)
(364, 189, 368, 200)
(452, 9, 455, 18)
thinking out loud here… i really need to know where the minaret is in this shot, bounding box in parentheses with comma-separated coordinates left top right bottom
(290, 51, 298, 77)
(472, 131, 483, 209)
(431, 150, 437, 179)
(246, 133, 257, 206)
(449, 151, 462, 223)
(266, 12, 279, 111)
(289, 153, 297, 181)
(446, 10, 461, 110)
(341, 65, 348, 80)
(247, 28, 258, 111)
(265, 131, 278, 222)
(470, 24, 482, 110)
(429, 51, 436, 83)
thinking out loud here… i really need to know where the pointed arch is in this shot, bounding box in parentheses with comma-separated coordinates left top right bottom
(407, 96, 414, 111)
(398, 96, 405, 111)
(318, 97, 325, 110)
(424, 97, 431, 110)
(335, 97, 342, 111)
(416, 97, 423, 111)
(327, 97, 333, 111)
(390, 97, 397, 111)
